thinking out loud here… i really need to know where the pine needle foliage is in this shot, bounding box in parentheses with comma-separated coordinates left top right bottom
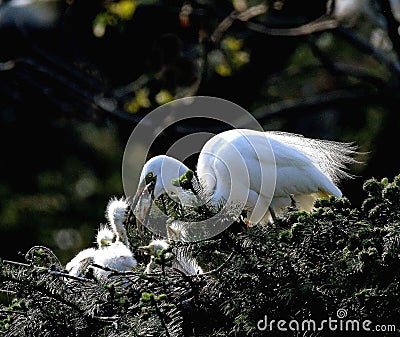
(2, 175, 400, 336)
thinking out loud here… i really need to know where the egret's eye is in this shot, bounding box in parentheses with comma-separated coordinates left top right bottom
(145, 172, 154, 184)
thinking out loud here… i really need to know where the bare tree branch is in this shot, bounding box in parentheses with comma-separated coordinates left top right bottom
(334, 26, 400, 77)
(253, 89, 384, 125)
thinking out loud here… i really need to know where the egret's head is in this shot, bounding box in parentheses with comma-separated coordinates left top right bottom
(139, 155, 191, 200)
(96, 226, 116, 248)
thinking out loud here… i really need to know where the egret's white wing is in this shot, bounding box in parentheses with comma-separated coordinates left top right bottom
(197, 129, 276, 223)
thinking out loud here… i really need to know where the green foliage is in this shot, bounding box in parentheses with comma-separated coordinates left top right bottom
(2, 174, 400, 336)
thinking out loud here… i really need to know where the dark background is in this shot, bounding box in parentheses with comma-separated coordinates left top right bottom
(0, 0, 399, 264)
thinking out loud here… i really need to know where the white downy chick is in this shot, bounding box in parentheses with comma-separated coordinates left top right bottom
(92, 241, 137, 280)
(140, 238, 203, 275)
(139, 239, 172, 274)
(65, 247, 96, 278)
(92, 225, 136, 280)
(106, 197, 130, 247)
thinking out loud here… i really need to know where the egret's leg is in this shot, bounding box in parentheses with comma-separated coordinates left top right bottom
(289, 194, 297, 209)
(268, 207, 277, 222)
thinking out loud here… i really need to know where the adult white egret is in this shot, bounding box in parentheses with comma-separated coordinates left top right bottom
(135, 129, 357, 225)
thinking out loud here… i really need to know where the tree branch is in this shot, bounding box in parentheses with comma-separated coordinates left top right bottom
(253, 89, 384, 125)
(334, 26, 400, 78)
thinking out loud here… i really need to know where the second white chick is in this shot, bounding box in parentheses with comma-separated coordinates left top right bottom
(140, 239, 203, 275)
(65, 226, 115, 278)
(139, 239, 172, 274)
(92, 226, 137, 280)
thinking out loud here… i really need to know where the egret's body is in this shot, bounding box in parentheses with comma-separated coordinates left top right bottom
(198, 130, 354, 222)
(138, 129, 356, 224)
(91, 225, 137, 279)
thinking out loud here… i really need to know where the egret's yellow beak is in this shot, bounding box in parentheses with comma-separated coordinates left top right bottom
(130, 180, 155, 223)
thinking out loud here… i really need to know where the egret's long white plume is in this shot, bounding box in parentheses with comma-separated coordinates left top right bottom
(266, 131, 358, 183)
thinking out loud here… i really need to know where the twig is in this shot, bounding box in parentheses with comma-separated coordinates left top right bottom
(91, 263, 159, 278)
(334, 26, 400, 77)
(2, 260, 31, 268)
(111, 74, 151, 98)
(91, 315, 120, 322)
(253, 89, 384, 124)
(10, 56, 144, 125)
(306, 35, 389, 89)
(151, 296, 171, 337)
(211, 4, 268, 44)
(246, 16, 339, 37)
(0, 309, 27, 316)
(25, 245, 63, 270)
(49, 270, 93, 283)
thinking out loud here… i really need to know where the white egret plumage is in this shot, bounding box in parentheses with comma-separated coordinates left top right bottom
(136, 129, 357, 225)
(96, 226, 116, 248)
(65, 202, 136, 279)
(92, 239, 137, 279)
(65, 247, 96, 278)
(65, 226, 116, 278)
(106, 197, 130, 247)
(139, 239, 172, 274)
